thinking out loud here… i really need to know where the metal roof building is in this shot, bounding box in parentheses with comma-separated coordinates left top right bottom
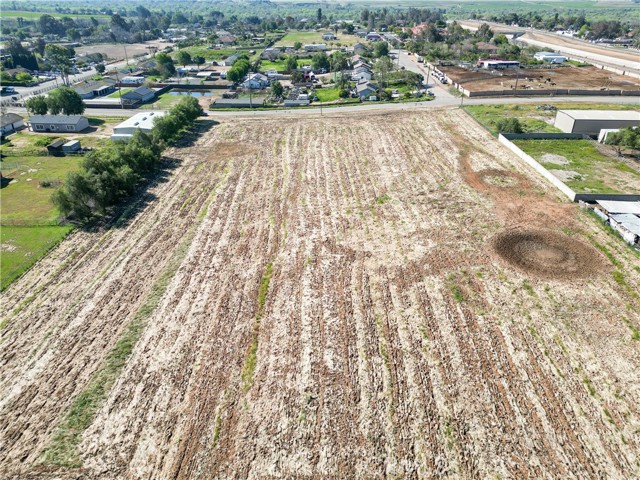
(596, 200, 640, 215)
(554, 110, 640, 135)
(111, 111, 166, 141)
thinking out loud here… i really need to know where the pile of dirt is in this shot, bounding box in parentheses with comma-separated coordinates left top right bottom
(490, 229, 606, 279)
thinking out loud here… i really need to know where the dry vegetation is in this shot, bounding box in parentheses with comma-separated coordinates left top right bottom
(1, 109, 639, 479)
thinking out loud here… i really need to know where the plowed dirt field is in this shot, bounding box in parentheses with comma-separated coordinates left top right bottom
(1, 109, 640, 479)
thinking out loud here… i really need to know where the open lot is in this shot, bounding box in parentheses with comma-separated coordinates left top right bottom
(0, 117, 126, 289)
(275, 31, 361, 47)
(1, 109, 640, 479)
(464, 102, 640, 135)
(442, 64, 640, 95)
(513, 138, 640, 194)
(75, 40, 168, 61)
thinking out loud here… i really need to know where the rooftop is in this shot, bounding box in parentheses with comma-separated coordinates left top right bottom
(559, 110, 640, 121)
(597, 200, 640, 215)
(610, 213, 640, 237)
(0, 113, 23, 127)
(114, 111, 167, 130)
(29, 115, 87, 125)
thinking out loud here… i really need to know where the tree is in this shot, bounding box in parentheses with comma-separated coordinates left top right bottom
(606, 127, 640, 155)
(330, 51, 348, 72)
(46, 87, 85, 115)
(374, 56, 394, 87)
(155, 52, 176, 78)
(373, 42, 389, 58)
(95, 63, 106, 74)
(285, 55, 298, 72)
(317, 8, 323, 24)
(45, 44, 73, 86)
(271, 80, 284, 98)
(193, 55, 206, 71)
(294, 41, 302, 51)
(25, 95, 48, 115)
(176, 50, 192, 67)
(476, 23, 494, 41)
(495, 118, 523, 134)
(311, 52, 330, 72)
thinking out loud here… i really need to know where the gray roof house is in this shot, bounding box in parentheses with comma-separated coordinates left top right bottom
(28, 115, 90, 133)
(0, 113, 25, 135)
(355, 82, 378, 99)
(223, 53, 240, 66)
(73, 79, 116, 99)
(121, 86, 156, 106)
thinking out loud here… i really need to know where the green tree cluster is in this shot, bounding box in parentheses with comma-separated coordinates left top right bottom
(25, 87, 85, 116)
(226, 56, 251, 83)
(606, 127, 640, 153)
(53, 97, 203, 221)
(495, 118, 523, 134)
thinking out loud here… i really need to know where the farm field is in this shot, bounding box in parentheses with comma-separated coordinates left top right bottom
(1, 109, 640, 479)
(513, 138, 640, 194)
(275, 30, 361, 47)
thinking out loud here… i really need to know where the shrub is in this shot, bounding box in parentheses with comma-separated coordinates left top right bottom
(495, 118, 523, 134)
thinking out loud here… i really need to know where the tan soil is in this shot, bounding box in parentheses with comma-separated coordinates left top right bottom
(1, 109, 639, 480)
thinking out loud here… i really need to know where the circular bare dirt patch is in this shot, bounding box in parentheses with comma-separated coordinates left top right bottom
(477, 169, 522, 188)
(490, 229, 605, 279)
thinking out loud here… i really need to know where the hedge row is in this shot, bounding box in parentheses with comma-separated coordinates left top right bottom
(53, 96, 203, 222)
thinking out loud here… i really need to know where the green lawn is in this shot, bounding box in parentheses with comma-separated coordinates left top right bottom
(107, 88, 132, 98)
(464, 103, 640, 136)
(513, 139, 640, 194)
(140, 92, 186, 110)
(315, 87, 343, 102)
(174, 46, 239, 62)
(0, 119, 121, 290)
(259, 58, 307, 73)
(275, 31, 361, 47)
(1, 225, 73, 291)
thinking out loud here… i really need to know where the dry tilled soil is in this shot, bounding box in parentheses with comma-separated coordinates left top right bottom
(1, 109, 640, 479)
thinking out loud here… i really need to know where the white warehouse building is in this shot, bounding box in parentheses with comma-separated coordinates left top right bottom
(111, 111, 166, 141)
(554, 110, 640, 136)
(533, 51, 567, 63)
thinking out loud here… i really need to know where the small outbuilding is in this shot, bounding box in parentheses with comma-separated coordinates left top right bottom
(609, 214, 640, 246)
(211, 98, 265, 108)
(47, 139, 65, 154)
(554, 110, 640, 135)
(533, 52, 567, 63)
(62, 140, 81, 153)
(121, 86, 156, 106)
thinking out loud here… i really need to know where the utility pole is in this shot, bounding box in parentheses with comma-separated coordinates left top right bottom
(514, 67, 520, 96)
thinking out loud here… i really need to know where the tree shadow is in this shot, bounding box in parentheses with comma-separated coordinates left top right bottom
(88, 118, 106, 127)
(174, 119, 218, 148)
(79, 157, 182, 232)
(1, 175, 13, 189)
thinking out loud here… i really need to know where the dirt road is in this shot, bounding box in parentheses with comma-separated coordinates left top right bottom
(1, 109, 639, 479)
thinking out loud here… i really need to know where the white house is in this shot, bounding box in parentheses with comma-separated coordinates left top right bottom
(241, 73, 269, 89)
(304, 43, 327, 52)
(0, 113, 24, 136)
(111, 111, 166, 141)
(29, 115, 89, 133)
(121, 76, 145, 85)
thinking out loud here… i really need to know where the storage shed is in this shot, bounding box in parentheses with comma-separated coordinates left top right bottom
(609, 214, 640, 246)
(111, 111, 167, 141)
(554, 110, 640, 135)
(595, 200, 640, 216)
(62, 140, 81, 153)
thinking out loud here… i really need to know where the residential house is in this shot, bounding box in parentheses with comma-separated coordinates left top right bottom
(261, 47, 282, 60)
(73, 79, 116, 99)
(29, 115, 89, 133)
(241, 73, 269, 89)
(352, 69, 372, 82)
(223, 54, 240, 66)
(111, 111, 166, 141)
(322, 33, 337, 41)
(355, 30, 368, 38)
(121, 86, 156, 106)
(352, 43, 367, 55)
(304, 44, 327, 52)
(366, 32, 382, 41)
(355, 82, 378, 99)
(0, 113, 24, 136)
(121, 76, 145, 85)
